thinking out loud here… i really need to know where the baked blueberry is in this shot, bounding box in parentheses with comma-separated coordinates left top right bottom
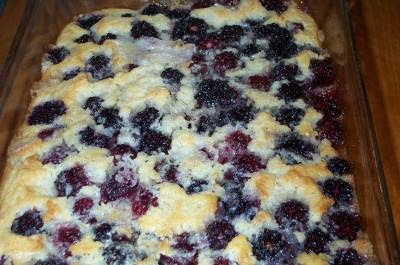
(206, 220, 237, 250)
(46, 47, 70, 64)
(74, 34, 93, 43)
(93, 223, 113, 242)
(327, 157, 352, 175)
(275, 132, 316, 161)
(34, 257, 67, 265)
(274, 200, 309, 230)
(274, 106, 305, 128)
(141, 3, 168, 15)
(131, 21, 159, 39)
(161, 68, 184, 85)
(131, 107, 160, 130)
(322, 178, 353, 204)
(79, 127, 111, 148)
(260, 0, 289, 13)
(98, 33, 117, 44)
(11, 209, 43, 236)
(172, 17, 209, 43)
(138, 130, 171, 154)
(28, 100, 67, 125)
(195, 79, 238, 108)
(63, 68, 80, 80)
(41, 144, 71, 165)
(76, 14, 103, 29)
(334, 248, 365, 265)
(53, 224, 82, 247)
(55, 165, 90, 197)
(85, 55, 114, 80)
(304, 228, 331, 254)
(328, 211, 361, 241)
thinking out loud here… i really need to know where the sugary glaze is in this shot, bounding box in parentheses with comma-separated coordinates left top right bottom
(0, 0, 374, 264)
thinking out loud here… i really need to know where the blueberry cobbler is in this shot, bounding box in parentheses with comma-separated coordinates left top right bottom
(0, 0, 374, 264)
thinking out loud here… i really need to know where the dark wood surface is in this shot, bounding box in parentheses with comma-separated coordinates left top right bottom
(0, 0, 399, 243)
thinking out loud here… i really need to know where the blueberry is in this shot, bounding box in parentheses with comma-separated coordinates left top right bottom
(47, 47, 70, 65)
(274, 106, 305, 128)
(233, 154, 265, 173)
(214, 257, 231, 265)
(206, 220, 237, 250)
(275, 132, 316, 161)
(195, 79, 238, 108)
(100, 170, 137, 203)
(334, 248, 365, 265)
(83, 96, 104, 114)
(197, 115, 217, 135)
(248, 75, 270, 91)
(167, 8, 191, 19)
(93, 223, 113, 242)
(271, 63, 299, 81)
(277, 82, 305, 102)
(79, 127, 111, 148)
(34, 257, 67, 265)
(213, 51, 238, 75)
(322, 178, 353, 204)
(131, 21, 159, 39)
(274, 200, 309, 230)
(260, 0, 289, 13)
(161, 68, 184, 85)
(172, 233, 196, 252)
(98, 33, 117, 44)
(131, 107, 160, 130)
(130, 186, 157, 217)
(251, 229, 293, 261)
(94, 108, 122, 129)
(317, 117, 344, 147)
(41, 144, 71, 165)
(55, 165, 90, 197)
(327, 157, 352, 175)
(74, 34, 93, 43)
(186, 179, 208, 194)
(218, 25, 244, 43)
(158, 254, 182, 265)
(110, 144, 137, 158)
(85, 55, 114, 81)
(53, 225, 82, 247)
(76, 14, 103, 30)
(241, 43, 261, 56)
(172, 17, 209, 43)
(328, 211, 361, 241)
(37, 127, 57, 140)
(252, 23, 297, 59)
(310, 58, 335, 88)
(138, 130, 171, 154)
(11, 209, 43, 236)
(103, 243, 133, 265)
(221, 102, 255, 125)
(218, 185, 255, 219)
(216, 0, 240, 6)
(73, 197, 94, 217)
(304, 228, 331, 254)
(28, 100, 67, 125)
(141, 3, 167, 16)
(63, 68, 80, 81)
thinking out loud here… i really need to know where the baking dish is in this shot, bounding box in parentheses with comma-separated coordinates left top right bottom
(0, 0, 398, 264)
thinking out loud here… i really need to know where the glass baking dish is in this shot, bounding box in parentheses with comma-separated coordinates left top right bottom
(0, 0, 398, 264)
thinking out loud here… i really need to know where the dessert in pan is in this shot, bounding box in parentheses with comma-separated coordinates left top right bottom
(0, 0, 375, 264)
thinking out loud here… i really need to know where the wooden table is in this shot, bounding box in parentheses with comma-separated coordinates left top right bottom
(0, 0, 399, 240)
